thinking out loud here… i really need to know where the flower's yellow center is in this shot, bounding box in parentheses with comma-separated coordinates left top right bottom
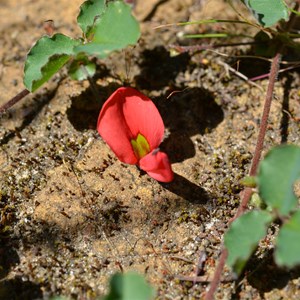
(131, 133, 150, 159)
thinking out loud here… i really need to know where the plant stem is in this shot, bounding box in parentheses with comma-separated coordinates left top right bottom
(0, 89, 30, 116)
(204, 51, 282, 300)
(80, 65, 99, 99)
(205, 3, 300, 296)
(249, 52, 281, 176)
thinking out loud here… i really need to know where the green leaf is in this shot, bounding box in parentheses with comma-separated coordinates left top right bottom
(77, 0, 106, 36)
(275, 210, 300, 267)
(242, 0, 289, 27)
(257, 145, 300, 216)
(24, 33, 80, 92)
(225, 210, 273, 274)
(103, 272, 155, 300)
(68, 54, 96, 81)
(75, 1, 140, 58)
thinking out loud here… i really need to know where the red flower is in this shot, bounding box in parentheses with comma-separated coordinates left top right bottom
(97, 87, 174, 182)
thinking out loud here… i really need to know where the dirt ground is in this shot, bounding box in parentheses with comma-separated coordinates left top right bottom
(1, 0, 300, 299)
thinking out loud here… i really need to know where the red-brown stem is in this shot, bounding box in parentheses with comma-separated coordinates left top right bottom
(0, 89, 30, 116)
(204, 51, 282, 300)
(249, 52, 281, 176)
(205, 5, 299, 296)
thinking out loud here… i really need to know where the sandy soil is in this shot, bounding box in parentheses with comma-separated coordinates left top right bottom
(1, 0, 300, 299)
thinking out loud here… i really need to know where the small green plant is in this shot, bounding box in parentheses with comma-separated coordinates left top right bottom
(23, 0, 140, 92)
(103, 272, 155, 300)
(185, 0, 289, 31)
(171, 0, 292, 59)
(0, 0, 140, 115)
(176, 1, 300, 299)
(49, 272, 155, 300)
(241, 0, 289, 27)
(177, 1, 300, 279)
(225, 144, 300, 274)
(2, 1, 299, 299)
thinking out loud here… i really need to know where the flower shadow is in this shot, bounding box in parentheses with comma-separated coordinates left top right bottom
(158, 87, 224, 163)
(67, 82, 121, 131)
(161, 172, 209, 204)
(133, 46, 224, 164)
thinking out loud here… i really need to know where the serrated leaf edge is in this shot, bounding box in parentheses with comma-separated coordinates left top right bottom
(24, 33, 80, 91)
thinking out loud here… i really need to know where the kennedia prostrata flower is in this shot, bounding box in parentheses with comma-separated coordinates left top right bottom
(97, 87, 174, 182)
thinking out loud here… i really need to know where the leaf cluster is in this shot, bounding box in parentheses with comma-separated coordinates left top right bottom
(180, 0, 297, 59)
(24, 0, 140, 92)
(225, 145, 300, 274)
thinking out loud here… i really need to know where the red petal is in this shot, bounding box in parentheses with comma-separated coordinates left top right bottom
(97, 87, 165, 164)
(139, 151, 174, 182)
(97, 88, 137, 164)
(120, 87, 165, 150)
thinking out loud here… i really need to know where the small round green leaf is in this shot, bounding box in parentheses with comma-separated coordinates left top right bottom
(242, 0, 289, 27)
(275, 210, 300, 267)
(257, 145, 300, 216)
(75, 1, 140, 58)
(77, 0, 106, 35)
(103, 272, 155, 300)
(225, 210, 273, 274)
(24, 33, 80, 92)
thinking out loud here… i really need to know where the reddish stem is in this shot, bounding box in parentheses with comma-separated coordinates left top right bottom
(249, 52, 281, 176)
(204, 4, 300, 296)
(204, 52, 282, 300)
(250, 64, 300, 81)
(0, 89, 30, 116)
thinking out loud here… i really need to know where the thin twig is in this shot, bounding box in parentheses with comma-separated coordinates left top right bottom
(175, 274, 234, 283)
(218, 60, 263, 91)
(250, 63, 300, 81)
(0, 89, 30, 116)
(170, 41, 259, 53)
(80, 64, 99, 99)
(169, 256, 194, 263)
